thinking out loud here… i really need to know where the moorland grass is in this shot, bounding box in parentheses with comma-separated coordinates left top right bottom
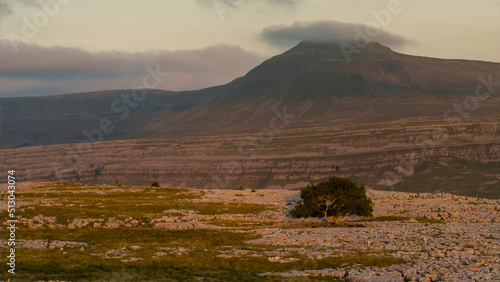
(1, 182, 406, 281)
(10, 185, 273, 226)
(354, 216, 410, 222)
(415, 217, 444, 224)
(6, 242, 402, 281)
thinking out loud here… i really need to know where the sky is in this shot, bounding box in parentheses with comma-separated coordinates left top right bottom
(1, 0, 499, 97)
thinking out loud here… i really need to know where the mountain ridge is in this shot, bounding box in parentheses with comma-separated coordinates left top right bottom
(141, 41, 499, 137)
(1, 41, 499, 148)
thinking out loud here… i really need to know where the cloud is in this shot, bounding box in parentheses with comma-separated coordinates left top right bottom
(266, 0, 302, 6)
(0, 1, 14, 15)
(260, 20, 409, 49)
(0, 42, 266, 97)
(196, 0, 301, 8)
(195, 0, 301, 13)
(0, 0, 44, 16)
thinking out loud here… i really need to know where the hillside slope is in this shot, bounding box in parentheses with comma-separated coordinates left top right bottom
(2, 41, 499, 148)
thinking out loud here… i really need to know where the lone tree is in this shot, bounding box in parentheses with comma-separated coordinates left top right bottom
(290, 175, 373, 225)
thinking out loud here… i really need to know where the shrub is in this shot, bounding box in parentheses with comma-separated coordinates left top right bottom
(232, 186, 245, 191)
(290, 175, 373, 224)
(151, 182, 160, 187)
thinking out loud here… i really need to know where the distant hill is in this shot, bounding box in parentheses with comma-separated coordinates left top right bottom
(2, 41, 499, 148)
(1, 83, 234, 147)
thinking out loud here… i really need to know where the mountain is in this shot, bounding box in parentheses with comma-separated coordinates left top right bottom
(144, 41, 499, 136)
(2, 41, 499, 148)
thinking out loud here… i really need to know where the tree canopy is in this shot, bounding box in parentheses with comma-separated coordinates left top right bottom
(290, 175, 373, 223)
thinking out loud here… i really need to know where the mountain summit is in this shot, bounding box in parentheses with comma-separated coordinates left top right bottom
(148, 41, 498, 136)
(2, 41, 499, 147)
(286, 40, 395, 57)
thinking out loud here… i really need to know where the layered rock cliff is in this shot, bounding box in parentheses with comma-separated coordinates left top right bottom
(2, 118, 498, 198)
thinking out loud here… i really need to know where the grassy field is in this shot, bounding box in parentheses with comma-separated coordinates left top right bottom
(1, 182, 406, 281)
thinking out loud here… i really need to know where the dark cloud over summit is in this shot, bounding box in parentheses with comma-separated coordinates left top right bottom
(260, 20, 409, 49)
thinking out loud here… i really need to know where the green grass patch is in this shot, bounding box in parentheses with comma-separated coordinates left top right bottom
(415, 217, 443, 224)
(354, 216, 410, 222)
(391, 159, 500, 199)
(19, 228, 257, 249)
(32, 181, 86, 190)
(13, 186, 271, 226)
(275, 221, 337, 228)
(4, 247, 348, 281)
(209, 219, 275, 227)
(194, 202, 274, 215)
